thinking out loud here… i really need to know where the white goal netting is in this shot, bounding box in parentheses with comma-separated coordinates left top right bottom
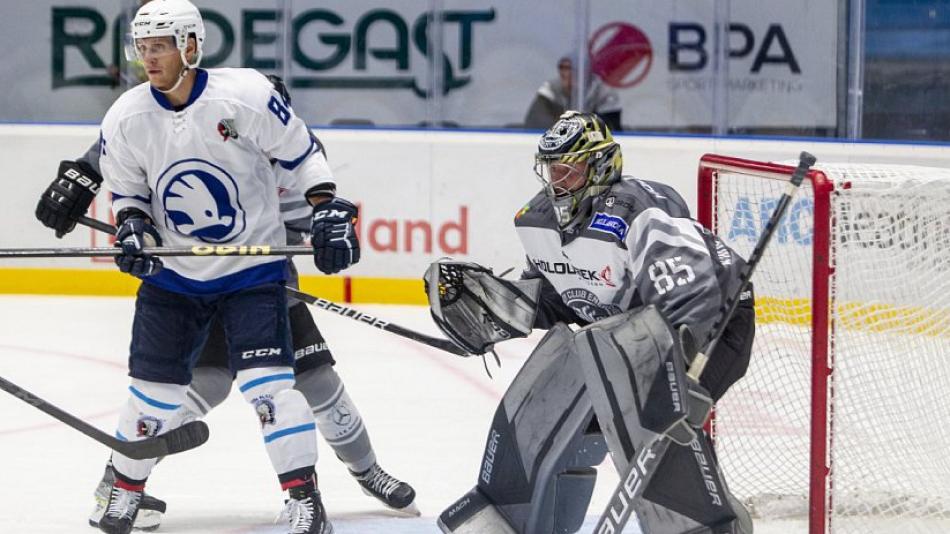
(705, 160, 950, 534)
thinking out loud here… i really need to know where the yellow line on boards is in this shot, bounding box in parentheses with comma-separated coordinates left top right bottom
(0, 268, 427, 305)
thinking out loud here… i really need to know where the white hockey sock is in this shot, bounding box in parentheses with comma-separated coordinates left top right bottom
(237, 367, 318, 474)
(112, 379, 188, 481)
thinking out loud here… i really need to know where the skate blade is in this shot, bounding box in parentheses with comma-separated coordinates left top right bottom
(391, 501, 421, 517)
(360, 487, 421, 517)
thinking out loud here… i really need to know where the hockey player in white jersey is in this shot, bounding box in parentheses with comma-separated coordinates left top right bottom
(425, 111, 755, 533)
(36, 89, 417, 530)
(79, 1, 367, 532)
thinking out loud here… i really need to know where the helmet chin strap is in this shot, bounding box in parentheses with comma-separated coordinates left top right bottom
(155, 50, 193, 95)
(156, 67, 189, 94)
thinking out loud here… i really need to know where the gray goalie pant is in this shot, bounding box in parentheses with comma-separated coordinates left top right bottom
(438, 308, 751, 534)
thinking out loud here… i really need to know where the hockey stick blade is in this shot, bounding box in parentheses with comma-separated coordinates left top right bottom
(594, 151, 816, 533)
(0, 375, 209, 460)
(114, 420, 211, 460)
(286, 287, 469, 356)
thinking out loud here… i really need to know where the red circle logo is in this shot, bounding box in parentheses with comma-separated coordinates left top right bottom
(589, 22, 653, 89)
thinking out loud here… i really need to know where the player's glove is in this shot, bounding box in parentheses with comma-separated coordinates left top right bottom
(35, 160, 102, 238)
(310, 197, 360, 274)
(114, 209, 163, 278)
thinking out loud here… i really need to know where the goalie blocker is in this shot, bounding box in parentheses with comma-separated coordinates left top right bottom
(436, 305, 753, 534)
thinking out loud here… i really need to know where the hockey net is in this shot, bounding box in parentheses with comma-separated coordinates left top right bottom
(698, 154, 950, 534)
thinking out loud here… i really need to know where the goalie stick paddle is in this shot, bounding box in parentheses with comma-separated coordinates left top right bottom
(592, 151, 817, 534)
(0, 375, 209, 460)
(286, 287, 469, 356)
(69, 218, 469, 358)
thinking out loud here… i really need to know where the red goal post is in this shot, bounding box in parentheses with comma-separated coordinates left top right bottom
(697, 154, 950, 534)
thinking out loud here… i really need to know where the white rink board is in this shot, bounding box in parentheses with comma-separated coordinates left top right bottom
(3, 125, 950, 281)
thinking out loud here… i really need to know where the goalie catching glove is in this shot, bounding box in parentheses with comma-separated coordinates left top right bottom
(424, 260, 541, 355)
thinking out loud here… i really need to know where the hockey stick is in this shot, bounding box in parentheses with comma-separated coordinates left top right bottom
(0, 243, 312, 259)
(286, 287, 468, 356)
(70, 217, 469, 357)
(78, 215, 118, 235)
(593, 151, 817, 534)
(0, 375, 209, 460)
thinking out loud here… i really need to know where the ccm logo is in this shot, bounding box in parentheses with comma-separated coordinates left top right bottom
(241, 348, 282, 359)
(313, 209, 349, 220)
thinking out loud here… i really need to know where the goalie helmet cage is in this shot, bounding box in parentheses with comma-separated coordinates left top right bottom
(697, 154, 950, 534)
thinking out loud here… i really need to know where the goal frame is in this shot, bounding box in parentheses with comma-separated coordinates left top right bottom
(697, 153, 836, 534)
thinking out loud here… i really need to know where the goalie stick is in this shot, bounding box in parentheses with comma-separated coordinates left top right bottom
(593, 151, 817, 534)
(0, 374, 209, 460)
(286, 287, 468, 356)
(71, 217, 469, 357)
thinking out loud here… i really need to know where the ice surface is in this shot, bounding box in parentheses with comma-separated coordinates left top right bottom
(0, 295, 807, 533)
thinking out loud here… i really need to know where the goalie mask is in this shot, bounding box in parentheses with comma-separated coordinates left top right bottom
(534, 111, 622, 229)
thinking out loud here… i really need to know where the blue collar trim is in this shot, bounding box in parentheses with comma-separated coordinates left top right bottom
(150, 69, 208, 111)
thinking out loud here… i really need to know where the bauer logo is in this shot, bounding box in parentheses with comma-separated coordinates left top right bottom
(690, 439, 724, 506)
(598, 443, 660, 533)
(481, 429, 501, 485)
(589, 22, 654, 89)
(158, 159, 246, 243)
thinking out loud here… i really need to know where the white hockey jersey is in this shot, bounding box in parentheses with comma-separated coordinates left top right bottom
(99, 68, 333, 294)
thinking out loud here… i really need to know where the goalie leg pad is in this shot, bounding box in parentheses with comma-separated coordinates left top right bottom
(438, 487, 518, 534)
(441, 324, 607, 534)
(572, 305, 694, 472)
(572, 306, 747, 533)
(638, 433, 751, 534)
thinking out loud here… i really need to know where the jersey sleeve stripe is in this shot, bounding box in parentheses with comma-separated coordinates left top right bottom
(276, 137, 317, 170)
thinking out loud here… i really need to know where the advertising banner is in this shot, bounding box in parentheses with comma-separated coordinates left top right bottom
(2, 0, 837, 129)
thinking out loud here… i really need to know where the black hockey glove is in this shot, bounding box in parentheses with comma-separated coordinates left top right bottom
(35, 160, 102, 238)
(310, 197, 360, 274)
(114, 209, 163, 278)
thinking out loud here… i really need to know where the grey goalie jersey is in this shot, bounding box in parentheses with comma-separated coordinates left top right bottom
(515, 176, 748, 345)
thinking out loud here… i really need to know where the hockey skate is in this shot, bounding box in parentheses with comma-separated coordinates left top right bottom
(283, 485, 333, 534)
(350, 463, 419, 516)
(89, 463, 166, 531)
(97, 484, 143, 534)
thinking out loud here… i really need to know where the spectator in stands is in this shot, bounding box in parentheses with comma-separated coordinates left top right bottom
(523, 55, 622, 131)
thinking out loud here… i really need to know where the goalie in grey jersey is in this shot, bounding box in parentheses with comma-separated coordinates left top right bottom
(35, 85, 417, 531)
(426, 111, 755, 534)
